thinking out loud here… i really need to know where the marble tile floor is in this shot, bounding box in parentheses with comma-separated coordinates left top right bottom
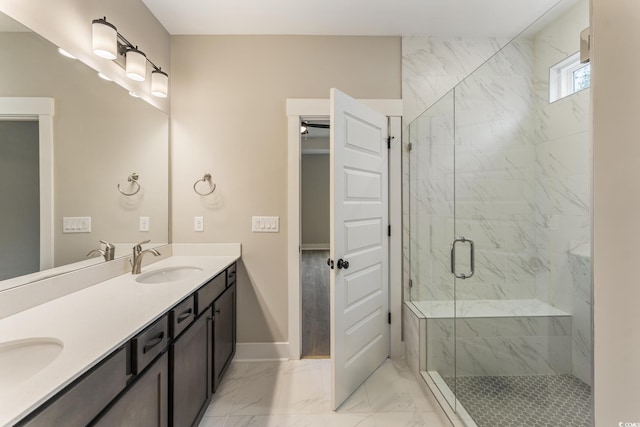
(199, 358, 447, 427)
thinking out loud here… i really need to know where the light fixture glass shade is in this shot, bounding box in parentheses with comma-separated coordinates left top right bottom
(151, 70, 169, 98)
(126, 48, 146, 81)
(92, 18, 117, 60)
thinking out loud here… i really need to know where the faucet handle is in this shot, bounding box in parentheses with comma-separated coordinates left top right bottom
(100, 240, 116, 250)
(133, 240, 151, 252)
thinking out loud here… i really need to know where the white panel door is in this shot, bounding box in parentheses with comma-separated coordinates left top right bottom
(330, 88, 389, 410)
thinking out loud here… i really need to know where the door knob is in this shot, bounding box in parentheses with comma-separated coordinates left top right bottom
(337, 259, 349, 270)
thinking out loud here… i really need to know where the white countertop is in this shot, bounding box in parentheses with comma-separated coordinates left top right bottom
(0, 252, 239, 426)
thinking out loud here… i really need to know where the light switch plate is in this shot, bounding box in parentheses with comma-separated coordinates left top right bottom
(63, 216, 91, 233)
(139, 216, 150, 232)
(252, 216, 279, 233)
(194, 216, 204, 232)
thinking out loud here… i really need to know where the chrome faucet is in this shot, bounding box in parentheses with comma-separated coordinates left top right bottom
(131, 240, 161, 274)
(87, 240, 116, 262)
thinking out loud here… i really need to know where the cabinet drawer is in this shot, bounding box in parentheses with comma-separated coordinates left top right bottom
(196, 272, 226, 314)
(132, 315, 168, 374)
(171, 296, 195, 338)
(226, 263, 237, 285)
(20, 346, 128, 427)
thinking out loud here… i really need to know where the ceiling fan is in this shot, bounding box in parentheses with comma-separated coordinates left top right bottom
(300, 121, 330, 135)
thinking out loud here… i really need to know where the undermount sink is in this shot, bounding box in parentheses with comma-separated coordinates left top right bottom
(135, 266, 203, 284)
(0, 338, 64, 388)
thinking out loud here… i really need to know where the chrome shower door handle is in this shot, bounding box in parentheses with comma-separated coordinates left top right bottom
(450, 237, 475, 279)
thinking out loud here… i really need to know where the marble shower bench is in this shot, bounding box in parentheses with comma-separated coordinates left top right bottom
(405, 299, 572, 378)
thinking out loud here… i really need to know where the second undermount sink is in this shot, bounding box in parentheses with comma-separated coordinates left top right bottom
(135, 266, 203, 284)
(0, 338, 64, 388)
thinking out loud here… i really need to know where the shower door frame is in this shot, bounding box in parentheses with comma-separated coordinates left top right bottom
(286, 98, 403, 361)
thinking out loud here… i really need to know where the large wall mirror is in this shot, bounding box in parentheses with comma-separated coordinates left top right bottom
(0, 12, 169, 291)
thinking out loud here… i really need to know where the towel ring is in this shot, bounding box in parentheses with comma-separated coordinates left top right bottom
(193, 173, 216, 196)
(118, 173, 141, 196)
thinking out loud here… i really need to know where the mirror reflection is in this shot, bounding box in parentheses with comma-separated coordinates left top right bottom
(0, 12, 169, 289)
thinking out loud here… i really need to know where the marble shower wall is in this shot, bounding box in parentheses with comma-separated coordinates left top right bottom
(453, 38, 539, 302)
(406, 37, 541, 302)
(403, 0, 591, 384)
(531, 0, 591, 384)
(403, 38, 508, 303)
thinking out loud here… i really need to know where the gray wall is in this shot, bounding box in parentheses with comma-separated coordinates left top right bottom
(170, 35, 401, 343)
(0, 32, 169, 267)
(0, 120, 39, 279)
(302, 153, 329, 247)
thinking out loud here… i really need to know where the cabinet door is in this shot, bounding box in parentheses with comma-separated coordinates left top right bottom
(171, 308, 212, 427)
(93, 352, 168, 427)
(213, 283, 236, 392)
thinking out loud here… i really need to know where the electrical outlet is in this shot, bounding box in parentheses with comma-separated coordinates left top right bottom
(194, 216, 204, 232)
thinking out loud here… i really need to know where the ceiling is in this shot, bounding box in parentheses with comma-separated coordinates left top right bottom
(142, 0, 561, 37)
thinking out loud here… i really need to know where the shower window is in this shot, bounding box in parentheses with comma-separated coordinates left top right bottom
(550, 51, 591, 102)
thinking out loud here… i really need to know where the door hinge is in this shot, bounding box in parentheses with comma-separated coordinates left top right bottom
(387, 136, 395, 149)
(409, 279, 413, 288)
(388, 225, 391, 237)
(407, 142, 413, 151)
(388, 312, 391, 324)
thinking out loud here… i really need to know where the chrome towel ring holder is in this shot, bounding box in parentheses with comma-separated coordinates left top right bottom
(193, 173, 216, 196)
(118, 173, 141, 196)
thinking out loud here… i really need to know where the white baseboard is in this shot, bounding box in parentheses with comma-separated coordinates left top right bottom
(235, 342, 290, 361)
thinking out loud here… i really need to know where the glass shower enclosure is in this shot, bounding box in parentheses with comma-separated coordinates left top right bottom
(407, 1, 592, 426)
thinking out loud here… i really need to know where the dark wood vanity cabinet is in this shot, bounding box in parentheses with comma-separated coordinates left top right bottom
(93, 315, 170, 427)
(213, 282, 236, 392)
(18, 347, 129, 427)
(170, 307, 212, 427)
(16, 262, 238, 427)
(93, 352, 169, 427)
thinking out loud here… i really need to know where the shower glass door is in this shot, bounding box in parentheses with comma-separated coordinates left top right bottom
(451, 2, 592, 425)
(408, 90, 456, 407)
(409, 2, 592, 426)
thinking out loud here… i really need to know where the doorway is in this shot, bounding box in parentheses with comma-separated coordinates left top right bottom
(300, 119, 331, 358)
(287, 94, 403, 410)
(0, 119, 40, 280)
(287, 97, 402, 362)
(0, 97, 54, 284)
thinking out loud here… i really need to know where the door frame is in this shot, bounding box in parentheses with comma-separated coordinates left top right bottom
(0, 97, 55, 270)
(286, 98, 402, 360)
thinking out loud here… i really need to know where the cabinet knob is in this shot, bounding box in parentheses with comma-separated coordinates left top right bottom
(215, 308, 221, 314)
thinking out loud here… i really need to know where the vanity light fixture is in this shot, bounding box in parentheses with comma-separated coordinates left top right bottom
(151, 69, 168, 98)
(92, 17, 169, 97)
(125, 47, 146, 81)
(92, 18, 118, 60)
